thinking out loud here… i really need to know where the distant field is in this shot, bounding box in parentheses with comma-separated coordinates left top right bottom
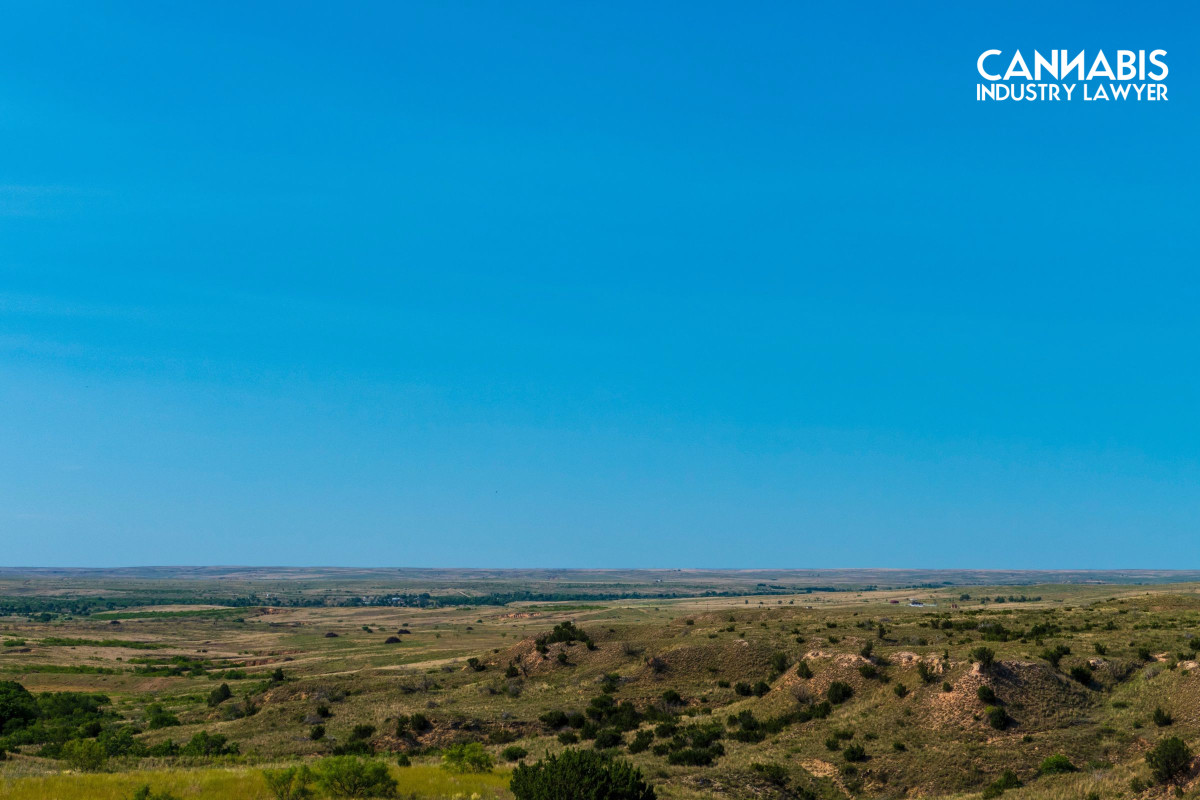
(3, 570, 1200, 799)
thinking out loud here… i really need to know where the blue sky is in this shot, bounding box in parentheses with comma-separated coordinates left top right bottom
(2, 2, 1197, 568)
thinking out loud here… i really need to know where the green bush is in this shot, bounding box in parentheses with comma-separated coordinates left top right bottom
(627, 730, 653, 754)
(969, 647, 995, 670)
(206, 683, 232, 707)
(314, 756, 397, 798)
(262, 766, 314, 800)
(977, 685, 996, 704)
(61, 738, 107, 771)
(594, 728, 623, 749)
(145, 703, 180, 729)
(827, 682, 853, 704)
(984, 705, 1009, 730)
(511, 749, 656, 800)
(1038, 754, 1076, 775)
(502, 745, 529, 762)
(981, 769, 1022, 798)
(795, 660, 813, 679)
(843, 743, 866, 762)
(1146, 736, 1191, 784)
(1154, 707, 1174, 727)
(1068, 664, 1093, 684)
(751, 761, 789, 786)
(442, 742, 495, 773)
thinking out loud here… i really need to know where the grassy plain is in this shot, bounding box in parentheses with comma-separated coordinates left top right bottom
(4, 569, 1200, 799)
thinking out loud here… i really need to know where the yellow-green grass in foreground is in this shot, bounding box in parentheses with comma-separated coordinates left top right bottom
(0, 764, 514, 800)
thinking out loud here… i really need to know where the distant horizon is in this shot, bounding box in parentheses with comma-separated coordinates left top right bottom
(6, 565, 1200, 578)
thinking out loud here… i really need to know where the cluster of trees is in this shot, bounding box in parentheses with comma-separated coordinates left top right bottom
(0, 679, 237, 768)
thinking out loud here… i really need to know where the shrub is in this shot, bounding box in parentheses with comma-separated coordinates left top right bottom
(893, 683, 908, 698)
(858, 664, 878, 679)
(314, 756, 398, 798)
(627, 730, 653, 754)
(843, 743, 867, 762)
(1038, 754, 1076, 775)
(262, 766, 314, 800)
(409, 712, 431, 732)
(751, 681, 770, 697)
(594, 728, 624, 749)
(916, 661, 934, 683)
(977, 685, 996, 704)
(181, 731, 239, 757)
(942, 681, 953, 692)
(982, 770, 1022, 798)
(1146, 737, 1191, 784)
(770, 652, 790, 673)
(309, 724, 325, 740)
(827, 682, 853, 704)
(1039, 644, 1071, 668)
(969, 647, 995, 670)
(384, 636, 401, 644)
(61, 738, 107, 771)
(795, 660, 813, 679)
(984, 705, 1009, 730)
(442, 741, 495, 773)
(734, 682, 752, 697)
(558, 731, 579, 745)
(1154, 707, 1174, 727)
(145, 703, 180, 729)
(207, 683, 232, 707)
(540, 710, 569, 729)
(751, 762, 789, 786)
(510, 748, 656, 800)
(1068, 664, 1093, 684)
(0, 681, 38, 730)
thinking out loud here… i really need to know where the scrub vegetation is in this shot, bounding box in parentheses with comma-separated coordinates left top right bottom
(3, 568, 1200, 799)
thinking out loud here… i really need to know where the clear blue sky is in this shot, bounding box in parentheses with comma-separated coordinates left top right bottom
(2, 2, 1197, 568)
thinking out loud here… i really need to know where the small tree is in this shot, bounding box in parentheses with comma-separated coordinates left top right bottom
(1146, 737, 1191, 784)
(442, 742, 495, 773)
(1038, 754, 1076, 775)
(207, 683, 232, 707)
(827, 681, 853, 704)
(984, 705, 1009, 730)
(262, 766, 314, 800)
(61, 738, 107, 771)
(510, 749, 656, 800)
(314, 756, 397, 798)
(502, 745, 530, 762)
(1154, 707, 1174, 727)
(970, 647, 995, 671)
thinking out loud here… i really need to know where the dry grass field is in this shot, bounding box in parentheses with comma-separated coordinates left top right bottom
(4, 570, 1200, 799)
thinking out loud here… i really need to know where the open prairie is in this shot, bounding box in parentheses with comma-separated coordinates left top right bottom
(4, 569, 1200, 799)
